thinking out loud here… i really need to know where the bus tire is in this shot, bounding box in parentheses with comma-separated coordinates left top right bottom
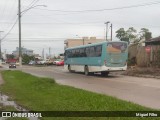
(84, 66, 89, 76)
(68, 65, 72, 72)
(101, 71, 109, 76)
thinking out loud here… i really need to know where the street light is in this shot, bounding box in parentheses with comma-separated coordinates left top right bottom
(18, 0, 46, 66)
(0, 31, 4, 60)
(104, 21, 110, 41)
(21, 5, 47, 15)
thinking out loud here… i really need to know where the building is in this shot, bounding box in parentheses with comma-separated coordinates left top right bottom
(13, 47, 34, 58)
(64, 37, 105, 49)
(145, 36, 160, 66)
(145, 36, 160, 45)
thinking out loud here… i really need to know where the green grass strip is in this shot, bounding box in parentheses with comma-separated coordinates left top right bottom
(0, 70, 158, 120)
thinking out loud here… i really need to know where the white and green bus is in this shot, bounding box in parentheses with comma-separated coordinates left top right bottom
(64, 41, 128, 76)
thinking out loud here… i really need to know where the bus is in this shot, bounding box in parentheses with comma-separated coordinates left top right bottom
(64, 41, 128, 76)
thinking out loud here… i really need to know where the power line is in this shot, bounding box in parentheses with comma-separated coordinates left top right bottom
(1, 17, 18, 41)
(35, 1, 160, 13)
(22, 0, 40, 11)
(3, 40, 65, 42)
(0, 0, 40, 42)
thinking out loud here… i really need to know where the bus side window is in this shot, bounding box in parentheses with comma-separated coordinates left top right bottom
(85, 47, 90, 57)
(90, 46, 96, 57)
(80, 48, 85, 57)
(83, 48, 87, 57)
(72, 50, 75, 58)
(75, 49, 80, 57)
(95, 45, 102, 57)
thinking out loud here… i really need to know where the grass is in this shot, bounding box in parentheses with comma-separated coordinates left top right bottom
(0, 70, 158, 120)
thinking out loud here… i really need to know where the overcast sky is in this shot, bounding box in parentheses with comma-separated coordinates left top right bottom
(0, 0, 160, 56)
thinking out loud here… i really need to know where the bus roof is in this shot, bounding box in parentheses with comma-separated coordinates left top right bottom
(65, 41, 127, 50)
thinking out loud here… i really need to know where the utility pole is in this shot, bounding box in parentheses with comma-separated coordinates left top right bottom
(42, 48, 44, 59)
(111, 23, 113, 41)
(18, 0, 22, 66)
(0, 31, 4, 60)
(83, 38, 84, 45)
(49, 47, 51, 58)
(105, 21, 110, 41)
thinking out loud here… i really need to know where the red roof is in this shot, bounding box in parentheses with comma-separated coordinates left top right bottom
(6, 59, 17, 63)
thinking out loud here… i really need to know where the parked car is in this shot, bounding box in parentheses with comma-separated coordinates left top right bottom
(9, 63, 16, 68)
(56, 60, 64, 66)
(16, 62, 20, 66)
(53, 59, 61, 65)
(44, 60, 53, 65)
(36, 60, 45, 65)
(28, 61, 35, 65)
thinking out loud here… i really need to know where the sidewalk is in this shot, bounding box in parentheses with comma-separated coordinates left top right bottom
(123, 67, 160, 79)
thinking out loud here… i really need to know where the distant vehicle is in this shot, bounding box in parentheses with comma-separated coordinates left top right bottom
(53, 59, 61, 65)
(40, 61, 46, 64)
(9, 63, 16, 68)
(29, 61, 35, 65)
(56, 60, 64, 66)
(37, 60, 45, 65)
(64, 41, 128, 76)
(45, 60, 53, 65)
(6, 59, 17, 63)
(16, 62, 20, 66)
(1, 61, 6, 64)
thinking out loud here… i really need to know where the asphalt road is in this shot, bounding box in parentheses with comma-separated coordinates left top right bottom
(2, 65, 160, 109)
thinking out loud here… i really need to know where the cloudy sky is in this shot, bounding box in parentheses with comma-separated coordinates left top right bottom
(0, 0, 160, 56)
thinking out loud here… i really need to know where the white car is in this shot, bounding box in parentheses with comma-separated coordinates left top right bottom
(37, 60, 45, 65)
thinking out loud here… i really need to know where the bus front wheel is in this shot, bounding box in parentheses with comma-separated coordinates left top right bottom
(84, 66, 89, 76)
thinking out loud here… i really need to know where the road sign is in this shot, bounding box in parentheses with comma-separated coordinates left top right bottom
(145, 46, 151, 53)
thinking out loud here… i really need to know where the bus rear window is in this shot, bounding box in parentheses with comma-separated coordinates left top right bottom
(107, 42, 127, 53)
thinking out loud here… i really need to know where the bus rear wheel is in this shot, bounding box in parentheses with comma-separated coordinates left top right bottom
(84, 66, 89, 76)
(101, 71, 109, 76)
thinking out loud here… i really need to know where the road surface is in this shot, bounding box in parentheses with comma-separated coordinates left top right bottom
(1, 65, 160, 109)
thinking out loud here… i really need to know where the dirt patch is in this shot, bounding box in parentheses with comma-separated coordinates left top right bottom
(123, 67, 160, 79)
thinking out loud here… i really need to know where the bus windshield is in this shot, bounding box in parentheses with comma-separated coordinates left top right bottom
(107, 42, 127, 53)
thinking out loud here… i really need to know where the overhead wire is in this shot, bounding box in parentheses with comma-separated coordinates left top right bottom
(35, 1, 160, 13)
(1, 17, 18, 41)
(1, 0, 40, 42)
(0, 0, 8, 30)
(1, 0, 160, 42)
(4, 0, 17, 32)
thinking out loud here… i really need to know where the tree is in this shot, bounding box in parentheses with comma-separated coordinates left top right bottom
(126, 27, 137, 42)
(145, 32, 152, 40)
(139, 28, 152, 40)
(115, 27, 152, 43)
(115, 28, 126, 40)
(115, 28, 130, 43)
(22, 54, 35, 64)
(6, 54, 15, 59)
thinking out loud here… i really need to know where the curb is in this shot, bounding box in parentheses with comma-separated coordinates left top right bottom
(123, 74, 160, 79)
